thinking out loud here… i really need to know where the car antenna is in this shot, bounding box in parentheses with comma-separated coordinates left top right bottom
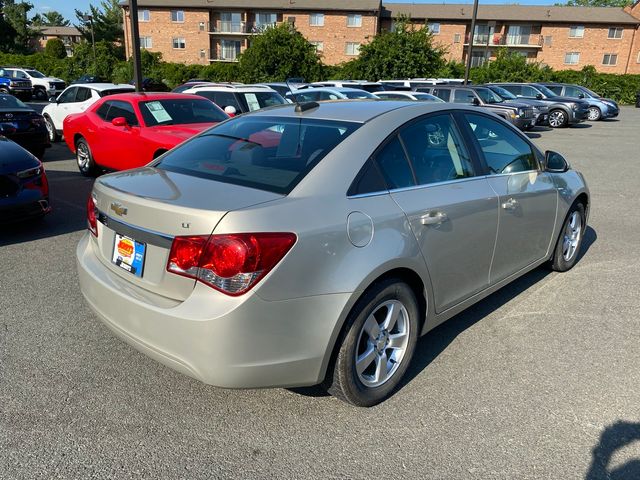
(286, 77, 318, 112)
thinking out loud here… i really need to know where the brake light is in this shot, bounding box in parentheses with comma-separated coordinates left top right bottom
(87, 194, 98, 237)
(167, 233, 296, 296)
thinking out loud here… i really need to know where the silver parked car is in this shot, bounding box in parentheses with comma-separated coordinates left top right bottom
(77, 101, 590, 406)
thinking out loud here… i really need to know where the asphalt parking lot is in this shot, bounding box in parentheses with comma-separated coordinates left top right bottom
(1, 108, 639, 479)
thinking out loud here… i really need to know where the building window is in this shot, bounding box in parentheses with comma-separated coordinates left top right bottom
(140, 36, 152, 49)
(454, 33, 461, 43)
(347, 14, 362, 27)
(568, 25, 584, 38)
(256, 12, 277, 29)
(608, 27, 623, 39)
(172, 37, 186, 49)
(602, 53, 618, 65)
(564, 52, 580, 65)
(427, 22, 440, 34)
(310, 41, 324, 52)
(544, 35, 553, 46)
(138, 9, 150, 22)
(171, 10, 184, 22)
(310, 13, 324, 26)
(220, 40, 241, 60)
(345, 42, 360, 55)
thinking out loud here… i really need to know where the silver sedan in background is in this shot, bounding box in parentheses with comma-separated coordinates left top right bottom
(77, 101, 589, 406)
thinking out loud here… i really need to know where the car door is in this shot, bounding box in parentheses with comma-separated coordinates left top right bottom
(98, 99, 142, 170)
(51, 86, 78, 129)
(460, 112, 557, 284)
(376, 113, 499, 312)
(452, 88, 476, 104)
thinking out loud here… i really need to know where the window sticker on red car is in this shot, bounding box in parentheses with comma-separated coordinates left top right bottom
(145, 101, 172, 123)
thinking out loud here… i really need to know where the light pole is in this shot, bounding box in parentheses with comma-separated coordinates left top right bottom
(128, 0, 143, 92)
(463, 0, 480, 85)
(82, 14, 97, 75)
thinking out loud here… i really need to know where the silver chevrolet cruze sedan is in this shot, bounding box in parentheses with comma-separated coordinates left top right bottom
(77, 100, 589, 406)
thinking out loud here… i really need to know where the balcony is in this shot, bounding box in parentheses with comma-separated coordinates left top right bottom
(208, 21, 280, 35)
(464, 33, 543, 48)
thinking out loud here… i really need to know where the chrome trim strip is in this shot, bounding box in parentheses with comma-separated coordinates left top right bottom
(347, 175, 486, 199)
(97, 210, 174, 249)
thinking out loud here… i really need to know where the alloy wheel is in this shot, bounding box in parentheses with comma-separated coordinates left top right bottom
(548, 110, 566, 128)
(77, 143, 90, 170)
(562, 211, 582, 261)
(45, 118, 55, 142)
(354, 300, 410, 388)
(587, 107, 601, 121)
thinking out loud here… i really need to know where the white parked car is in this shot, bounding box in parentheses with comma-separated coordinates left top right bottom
(1, 67, 66, 100)
(182, 84, 286, 115)
(286, 87, 379, 102)
(307, 80, 384, 93)
(376, 91, 445, 102)
(42, 83, 134, 142)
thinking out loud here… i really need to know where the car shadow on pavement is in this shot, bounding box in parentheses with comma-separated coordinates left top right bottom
(585, 421, 640, 480)
(526, 132, 543, 139)
(0, 170, 94, 246)
(571, 123, 593, 129)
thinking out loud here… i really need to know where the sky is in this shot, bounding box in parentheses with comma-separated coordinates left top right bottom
(30, 0, 565, 24)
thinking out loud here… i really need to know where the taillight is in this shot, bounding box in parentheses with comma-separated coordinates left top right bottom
(87, 194, 98, 237)
(167, 232, 296, 296)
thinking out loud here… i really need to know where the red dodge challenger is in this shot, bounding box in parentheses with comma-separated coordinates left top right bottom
(63, 92, 228, 176)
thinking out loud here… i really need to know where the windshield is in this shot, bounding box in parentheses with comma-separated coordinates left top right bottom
(488, 86, 517, 100)
(412, 93, 444, 102)
(99, 88, 135, 97)
(25, 70, 46, 78)
(240, 91, 286, 111)
(155, 116, 361, 194)
(536, 85, 557, 97)
(140, 98, 228, 126)
(475, 88, 503, 104)
(0, 94, 28, 109)
(343, 90, 377, 99)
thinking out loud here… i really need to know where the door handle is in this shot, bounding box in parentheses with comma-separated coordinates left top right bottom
(502, 198, 519, 210)
(420, 211, 448, 225)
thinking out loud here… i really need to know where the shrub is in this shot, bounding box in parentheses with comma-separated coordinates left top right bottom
(44, 39, 67, 59)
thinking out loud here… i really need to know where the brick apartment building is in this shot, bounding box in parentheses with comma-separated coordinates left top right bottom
(121, 0, 640, 73)
(34, 26, 83, 57)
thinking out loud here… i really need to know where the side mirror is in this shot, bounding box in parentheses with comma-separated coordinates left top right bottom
(48, 96, 57, 103)
(111, 117, 128, 127)
(544, 150, 569, 172)
(471, 97, 480, 106)
(578, 93, 585, 99)
(536, 93, 543, 100)
(224, 105, 237, 117)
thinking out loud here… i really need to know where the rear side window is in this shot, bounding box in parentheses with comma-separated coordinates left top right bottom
(431, 88, 451, 101)
(502, 85, 521, 96)
(373, 136, 415, 190)
(547, 85, 563, 95)
(155, 116, 361, 194)
(75, 87, 92, 102)
(105, 100, 139, 126)
(464, 113, 538, 174)
(195, 91, 242, 112)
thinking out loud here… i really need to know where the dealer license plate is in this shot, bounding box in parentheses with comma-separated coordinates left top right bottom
(112, 233, 146, 277)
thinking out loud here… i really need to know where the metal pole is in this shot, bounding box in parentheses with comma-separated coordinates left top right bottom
(464, 0, 480, 85)
(90, 18, 97, 75)
(128, 0, 143, 92)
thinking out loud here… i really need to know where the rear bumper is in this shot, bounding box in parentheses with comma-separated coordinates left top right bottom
(4, 130, 50, 155)
(76, 233, 350, 389)
(0, 193, 50, 223)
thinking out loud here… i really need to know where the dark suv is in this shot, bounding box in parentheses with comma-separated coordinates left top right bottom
(416, 85, 536, 130)
(0, 68, 32, 99)
(539, 83, 619, 121)
(491, 83, 589, 128)
(484, 85, 550, 127)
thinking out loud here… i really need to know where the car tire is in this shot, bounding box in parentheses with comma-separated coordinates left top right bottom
(44, 116, 59, 142)
(587, 107, 602, 121)
(549, 202, 586, 272)
(0, 87, 8, 94)
(326, 278, 419, 407)
(75, 137, 98, 177)
(34, 87, 47, 101)
(548, 109, 568, 128)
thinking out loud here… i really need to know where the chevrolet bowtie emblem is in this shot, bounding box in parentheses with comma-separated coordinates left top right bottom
(110, 202, 128, 216)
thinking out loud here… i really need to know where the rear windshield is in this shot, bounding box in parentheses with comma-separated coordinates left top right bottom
(0, 95, 28, 109)
(239, 91, 286, 111)
(99, 88, 135, 97)
(155, 116, 361, 194)
(139, 98, 228, 126)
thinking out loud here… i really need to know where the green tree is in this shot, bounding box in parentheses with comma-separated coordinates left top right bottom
(3, 0, 37, 53)
(563, 0, 632, 6)
(70, 39, 122, 79)
(469, 49, 552, 83)
(44, 37, 67, 58)
(338, 16, 447, 80)
(0, 1, 19, 53)
(32, 10, 69, 26)
(237, 23, 323, 82)
(75, 0, 123, 44)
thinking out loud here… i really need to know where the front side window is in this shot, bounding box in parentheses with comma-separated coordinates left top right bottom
(431, 88, 451, 101)
(172, 37, 186, 49)
(464, 113, 537, 174)
(603, 53, 618, 65)
(195, 91, 242, 111)
(57, 87, 77, 103)
(138, 9, 150, 22)
(568, 25, 584, 38)
(155, 117, 361, 194)
(105, 100, 139, 126)
(399, 114, 475, 186)
(171, 10, 184, 22)
(345, 42, 360, 55)
(139, 98, 227, 126)
(564, 86, 585, 98)
(427, 22, 440, 34)
(608, 27, 623, 39)
(564, 52, 580, 65)
(347, 14, 362, 27)
(95, 102, 111, 120)
(489, 86, 517, 100)
(475, 88, 503, 104)
(520, 85, 542, 97)
(310, 13, 324, 26)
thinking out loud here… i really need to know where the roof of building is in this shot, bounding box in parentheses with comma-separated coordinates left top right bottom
(122, 0, 381, 13)
(381, 4, 639, 24)
(38, 26, 82, 36)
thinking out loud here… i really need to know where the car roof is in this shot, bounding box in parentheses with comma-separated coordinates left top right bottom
(185, 85, 276, 93)
(298, 87, 374, 94)
(70, 83, 135, 91)
(246, 99, 450, 123)
(96, 92, 206, 102)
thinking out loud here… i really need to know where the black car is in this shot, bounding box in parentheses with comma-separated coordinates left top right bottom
(0, 137, 50, 223)
(71, 75, 108, 84)
(130, 78, 170, 92)
(0, 94, 49, 159)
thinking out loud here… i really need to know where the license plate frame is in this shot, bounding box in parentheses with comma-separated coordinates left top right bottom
(112, 233, 146, 277)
